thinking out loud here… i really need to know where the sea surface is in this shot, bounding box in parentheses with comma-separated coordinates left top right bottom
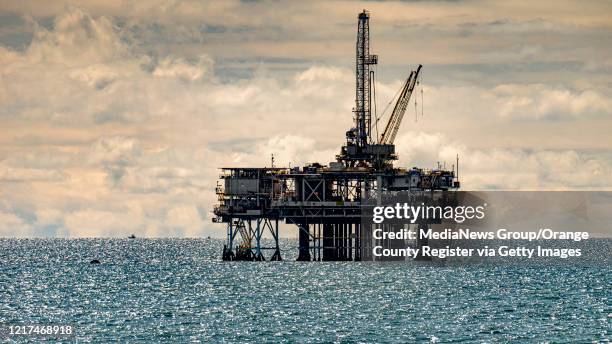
(0, 238, 610, 343)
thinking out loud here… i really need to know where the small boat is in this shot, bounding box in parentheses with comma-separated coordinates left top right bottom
(128, 234, 136, 239)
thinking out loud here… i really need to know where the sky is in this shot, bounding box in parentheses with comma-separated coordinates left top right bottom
(0, 0, 611, 237)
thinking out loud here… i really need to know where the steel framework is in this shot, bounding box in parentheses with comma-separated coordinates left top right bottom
(213, 10, 459, 261)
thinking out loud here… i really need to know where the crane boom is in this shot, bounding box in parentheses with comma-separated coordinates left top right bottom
(379, 64, 422, 144)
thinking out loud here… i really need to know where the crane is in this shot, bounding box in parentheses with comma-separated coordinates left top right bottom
(379, 64, 422, 145)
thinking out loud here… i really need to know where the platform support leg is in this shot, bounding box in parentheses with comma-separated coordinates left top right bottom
(296, 222, 311, 261)
(222, 220, 236, 261)
(267, 218, 282, 261)
(354, 223, 361, 261)
(323, 223, 336, 261)
(253, 219, 265, 261)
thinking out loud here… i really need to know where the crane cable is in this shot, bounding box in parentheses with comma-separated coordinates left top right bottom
(374, 76, 404, 138)
(414, 67, 419, 122)
(415, 87, 418, 122)
(378, 83, 402, 122)
(375, 66, 423, 141)
(421, 69, 424, 118)
(414, 69, 424, 122)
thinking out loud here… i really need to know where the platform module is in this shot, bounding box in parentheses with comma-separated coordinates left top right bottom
(213, 10, 459, 261)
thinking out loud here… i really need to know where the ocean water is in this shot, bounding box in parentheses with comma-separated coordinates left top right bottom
(0, 238, 610, 343)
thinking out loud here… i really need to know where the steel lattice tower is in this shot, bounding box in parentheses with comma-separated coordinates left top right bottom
(355, 10, 377, 147)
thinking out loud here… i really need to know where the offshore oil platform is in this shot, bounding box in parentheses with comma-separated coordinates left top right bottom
(213, 10, 459, 261)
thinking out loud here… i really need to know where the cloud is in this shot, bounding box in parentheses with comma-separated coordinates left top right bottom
(494, 84, 612, 120)
(421, 83, 612, 122)
(89, 136, 142, 165)
(396, 131, 612, 190)
(216, 134, 341, 168)
(0, 5, 611, 238)
(26, 6, 128, 65)
(164, 205, 204, 237)
(0, 211, 34, 237)
(0, 166, 68, 182)
(153, 55, 213, 82)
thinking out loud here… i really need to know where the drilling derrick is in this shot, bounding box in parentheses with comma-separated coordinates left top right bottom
(354, 10, 377, 148)
(213, 10, 460, 262)
(338, 11, 398, 169)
